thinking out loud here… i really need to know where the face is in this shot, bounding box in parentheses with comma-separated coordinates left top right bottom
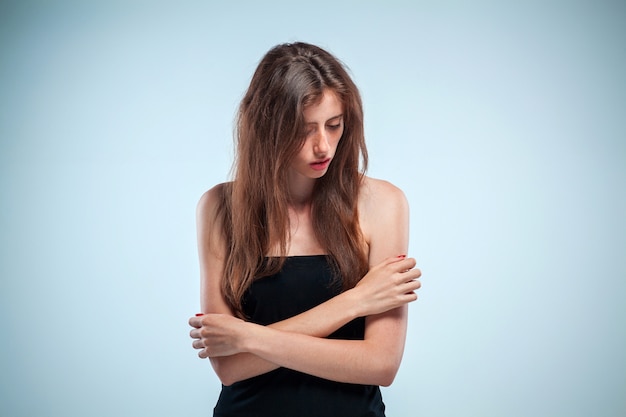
(289, 89, 344, 182)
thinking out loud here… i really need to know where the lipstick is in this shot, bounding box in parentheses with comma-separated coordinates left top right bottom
(310, 158, 331, 171)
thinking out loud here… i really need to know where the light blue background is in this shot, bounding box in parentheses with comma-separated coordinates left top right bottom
(1, 1, 625, 416)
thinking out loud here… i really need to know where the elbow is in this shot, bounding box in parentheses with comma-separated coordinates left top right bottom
(371, 357, 401, 387)
(376, 367, 398, 387)
(360, 339, 404, 386)
(377, 349, 404, 387)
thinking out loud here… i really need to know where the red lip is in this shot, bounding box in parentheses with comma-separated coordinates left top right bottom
(310, 158, 331, 171)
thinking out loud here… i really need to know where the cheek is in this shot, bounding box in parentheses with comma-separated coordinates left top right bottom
(294, 148, 309, 166)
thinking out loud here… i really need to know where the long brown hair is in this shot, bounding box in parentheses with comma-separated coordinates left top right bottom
(215, 42, 369, 318)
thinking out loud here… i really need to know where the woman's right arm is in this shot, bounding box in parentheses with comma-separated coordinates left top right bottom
(193, 185, 417, 385)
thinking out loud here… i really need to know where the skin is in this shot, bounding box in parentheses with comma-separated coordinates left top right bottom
(189, 89, 422, 387)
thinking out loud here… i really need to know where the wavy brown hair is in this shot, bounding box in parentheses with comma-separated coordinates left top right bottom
(214, 42, 369, 318)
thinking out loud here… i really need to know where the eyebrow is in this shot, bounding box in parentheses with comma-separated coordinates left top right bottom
(305, 114, 344, 125)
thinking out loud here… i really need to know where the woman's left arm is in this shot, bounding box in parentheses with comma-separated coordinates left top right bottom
(360, 178, 412, 383)
(193, 179, 418, 386)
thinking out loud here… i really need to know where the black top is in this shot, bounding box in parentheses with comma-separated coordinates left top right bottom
(213, 255, 385, 417)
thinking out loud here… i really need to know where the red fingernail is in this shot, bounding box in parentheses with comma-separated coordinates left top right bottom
(397, 255, 406, 258)
(195, 313, 204, 316)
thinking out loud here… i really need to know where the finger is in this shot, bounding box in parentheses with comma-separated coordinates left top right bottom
(403, 267, 421, 280)
(192, 339, 205, 349)
(385, 257, 417, 272)
(392, 269, 420, 285)
(189, 328, 201, 339)
(189, 316, 202, 328)
(397, 257, 417, 270)
(401, 279, 421, 293)
(383, 255, 408, 266)
(404, 291, 418, 302)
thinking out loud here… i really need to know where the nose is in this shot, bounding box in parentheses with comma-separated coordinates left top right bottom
(313, 130, 330, 157)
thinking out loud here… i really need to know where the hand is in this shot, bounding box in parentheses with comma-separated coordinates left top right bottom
(352, 256, 422, 316)
(189, 313, 248, 359)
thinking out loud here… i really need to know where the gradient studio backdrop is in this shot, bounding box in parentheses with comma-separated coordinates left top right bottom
(1, 1, 625, 416)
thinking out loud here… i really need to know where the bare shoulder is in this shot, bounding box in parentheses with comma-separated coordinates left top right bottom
(198, 182, 228, 209)
(197, 182, 230, 220)
(197, 182, 230, 256)
(358, 177, 409, 257)
(359, 176, 409, 216)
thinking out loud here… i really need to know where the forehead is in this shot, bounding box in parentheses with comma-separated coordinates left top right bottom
(303, 89, 343, 122)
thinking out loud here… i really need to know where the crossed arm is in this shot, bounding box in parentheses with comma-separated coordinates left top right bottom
(188, 181, 421, 386)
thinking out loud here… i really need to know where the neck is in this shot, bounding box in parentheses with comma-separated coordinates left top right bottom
(287, 172, 316, 208)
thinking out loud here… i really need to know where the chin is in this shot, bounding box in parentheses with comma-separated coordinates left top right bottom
(309, 170, 328, 179)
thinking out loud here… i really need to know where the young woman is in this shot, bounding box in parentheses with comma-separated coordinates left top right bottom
(189, 42, 422, 417)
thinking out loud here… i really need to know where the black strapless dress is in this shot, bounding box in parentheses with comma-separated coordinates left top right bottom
(213, 255, 385, 417)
